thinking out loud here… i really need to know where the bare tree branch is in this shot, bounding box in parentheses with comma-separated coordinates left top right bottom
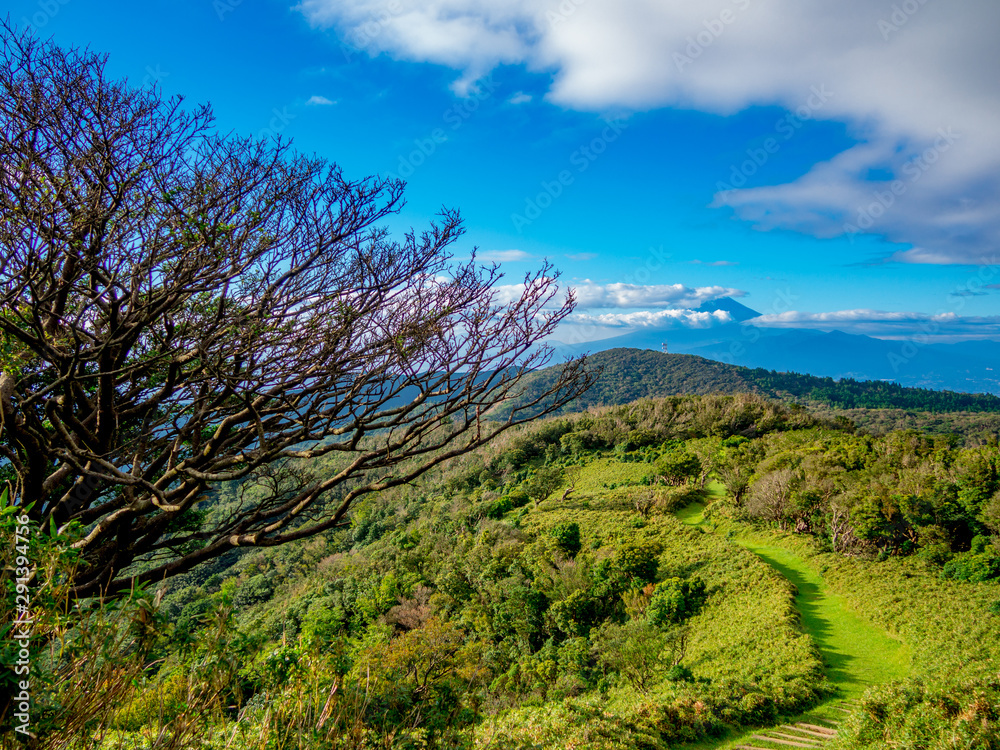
(0, 24, 595, 598)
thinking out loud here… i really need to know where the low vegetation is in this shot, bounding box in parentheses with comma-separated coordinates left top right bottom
(4, 392, 999, 748)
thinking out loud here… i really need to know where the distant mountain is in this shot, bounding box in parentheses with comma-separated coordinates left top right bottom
(696, 297, 762, 321)
(551, 297, 1000, 395)
(519, 348, 1000, 416)
(686, 329, 1000, 394)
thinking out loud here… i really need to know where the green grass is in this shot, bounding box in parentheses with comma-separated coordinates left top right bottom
(674, 485, 912, 749)
(480, 462, 829, 749)
(678, 485, 910, 694)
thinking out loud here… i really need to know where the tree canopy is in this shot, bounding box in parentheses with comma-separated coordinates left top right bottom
(0, 26, 592, 597)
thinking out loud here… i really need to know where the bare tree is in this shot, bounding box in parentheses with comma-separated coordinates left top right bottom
(0, 27, 593, 598)
(746, 468, 799, 528)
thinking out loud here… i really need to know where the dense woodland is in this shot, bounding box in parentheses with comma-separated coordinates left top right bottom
(6, 392, 999, 748)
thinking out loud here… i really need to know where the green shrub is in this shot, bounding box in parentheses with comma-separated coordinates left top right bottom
(235, 573, 276, 607)
(666, 664, 694, 682)
(941, 548, 1000, 582)
(591, 620, 680, 692)
(655, 450, 702, 486)
(647, 577, 707, 628)
(549, 590, 598, 637)
(550, 522, 582, 556)
(836, 677, 1000, 749)
(610, 542, 659, 586)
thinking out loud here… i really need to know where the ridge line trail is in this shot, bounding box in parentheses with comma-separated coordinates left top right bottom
(675, 487, 911, 748)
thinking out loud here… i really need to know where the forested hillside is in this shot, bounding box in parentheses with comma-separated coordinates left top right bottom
(17, 394, 999, 748)
(515, 348, 1000, 438)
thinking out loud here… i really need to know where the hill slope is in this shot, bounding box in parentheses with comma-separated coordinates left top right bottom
(524, 348, 1000, 419)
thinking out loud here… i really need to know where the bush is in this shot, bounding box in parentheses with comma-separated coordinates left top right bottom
(235, 573, 276, 607)
(647, 577, 707, 629)
(526, 466, 565, 503)
(612, 542, 659, 585)
(836, 677, 1000, 749)
(941, 548, 1000, 582)
(549, 590, 599, 637)
(655, 450, 702, 486)
(666, 664, 694, 682)
(551, 522, 582, 557)
(591, 620, 681, 692)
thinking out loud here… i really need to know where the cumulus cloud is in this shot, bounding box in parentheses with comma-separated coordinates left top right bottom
(748, 309, 1000, 340)
(570, 282, 744, 308)
(573, 308, 733, 329)
(508, 91, 532, 104)
(297, 0, 1000, 265)
(306, 95, 336, 106)
(492, 280, 743, 310)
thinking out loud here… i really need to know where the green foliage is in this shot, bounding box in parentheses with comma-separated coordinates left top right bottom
(550, 521, 581, 556)
(525, 465, 565, 503)
(646, 577, 707, 629)
(549, 589, 598, 637)
(511, 347, 1000, 440)
(55, 391, 1000, 748)
(655, 450, 702, 485)
(834, 677, 1000, 749)
(941, 545, 1000, 582)
(591, 620, 684, 692)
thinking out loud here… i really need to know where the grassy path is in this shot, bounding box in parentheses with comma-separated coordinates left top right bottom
(676, 490, 911, 748)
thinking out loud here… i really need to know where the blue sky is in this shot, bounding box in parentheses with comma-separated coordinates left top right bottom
(11, 0, 1000, 344)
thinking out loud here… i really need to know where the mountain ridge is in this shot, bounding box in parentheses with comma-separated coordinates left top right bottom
(525, 347, 1000, 417)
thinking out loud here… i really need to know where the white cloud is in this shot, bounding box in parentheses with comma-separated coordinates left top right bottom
(508, 91, 532, 104)
(690, 259, 738, 266)
(479, 248, 535, 262)
(573, 308, 733, 329)
(748, 309, 1000, 340)
(566, 252, 598, 261)
(571, 282, 744, 309)
(297, 0, 1000, 265)
(492, 280, 743, 309)
(306, 95, 336, 106)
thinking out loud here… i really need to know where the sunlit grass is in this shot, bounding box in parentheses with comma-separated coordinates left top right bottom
(679, 483, 910, 691)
